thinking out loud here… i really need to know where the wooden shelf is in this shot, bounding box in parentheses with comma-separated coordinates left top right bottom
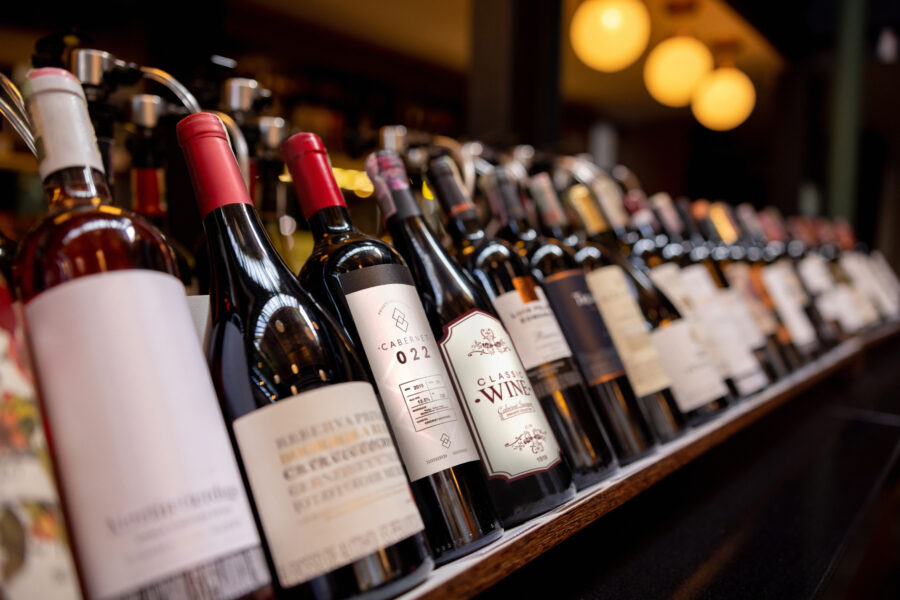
(399, 323, 900, 600)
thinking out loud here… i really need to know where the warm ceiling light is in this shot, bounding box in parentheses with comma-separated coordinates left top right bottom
(643, 36, 713, 107)
(571, 0, 651, 72)
(691, 67, 756, 131)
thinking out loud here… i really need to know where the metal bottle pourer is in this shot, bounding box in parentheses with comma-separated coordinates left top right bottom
(257, 115, 287, 153)
(0, 73, 35, 155)
(64, 48, 252, 190)
(130, 94, 166, 130)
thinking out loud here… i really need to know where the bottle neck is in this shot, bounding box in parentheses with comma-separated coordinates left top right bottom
(43, 166, 113, 213)
(204, 203, 293, 317)
(446, 211, 486, 250)
(308, 205, 355, 240)
(485, 174, 538, 243)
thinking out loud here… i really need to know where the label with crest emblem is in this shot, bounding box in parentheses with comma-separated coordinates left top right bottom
(439, 310, 562, 480)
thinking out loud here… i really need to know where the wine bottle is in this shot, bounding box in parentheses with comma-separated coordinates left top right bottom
(529, 174, 687, 442)
(787, 215, 862, 339)
(739, 207, 825, 361)
(393, 154, 575, 524)
(654, 194, 791, 379)
(16, 68, 268, 600)
(370, 152, 615, 494)
(811, 218, 881, 331)
(281, 132, 502, 559)
(480, 165, 655, 462)
(179, 115, 432, 597)
(759, 208, 841, 350)
(127, 93, 198, 292)
(830, 217, 899, 322)
(564, 183, 731, 425)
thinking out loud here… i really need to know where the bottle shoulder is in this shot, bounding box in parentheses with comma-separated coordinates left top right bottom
(15, 205, 176, 300)
(307, 230, 403, 274)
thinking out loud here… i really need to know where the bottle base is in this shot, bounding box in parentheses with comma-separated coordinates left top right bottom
(572, 461, 619, 490)
(500, 483, 576, 529)
(433, 525, 504, 567)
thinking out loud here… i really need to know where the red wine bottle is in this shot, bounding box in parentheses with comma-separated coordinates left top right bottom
(480, 165, 656, 463)
(179, 114, 432, 598)
(369, 151, 617, 492)
(365, 153, 575, 525)
(16, 69, 268, 600)
(281, 132, 502, 559)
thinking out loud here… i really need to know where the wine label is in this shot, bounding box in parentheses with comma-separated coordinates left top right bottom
(340, 263, 479, 481)
(541, 270, 626, 385)
(762, 263, 818, 348)
(723, 288, 768, 351)
(439, 310, 562, 480)
(722, 263, 778, 336)
(585, 265, 672, 397)
(649, 263, 730, 378)
(842, 252, 900, 319)
(679, 265, 768, 395)
(590, 179, 629, 230)
(650, 320, 729, 413)
(797, 254, 835, 296)
(491, 277, 573, 370)
(233, 381, 425, 588)
(24, 271, 264, 599)
(491, 278, 584, 404)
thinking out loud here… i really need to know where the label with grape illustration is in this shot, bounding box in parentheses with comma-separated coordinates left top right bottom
(341, 263, 479, 481)
(439, 310, 561, 480)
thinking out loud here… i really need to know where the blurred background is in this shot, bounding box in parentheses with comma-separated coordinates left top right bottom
(1, 0, 899, 263)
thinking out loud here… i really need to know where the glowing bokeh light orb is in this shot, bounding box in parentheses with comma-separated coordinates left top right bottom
(691, 67, 756, 131)
(571, 0, 651, 72)
(643, 36, 714, 107)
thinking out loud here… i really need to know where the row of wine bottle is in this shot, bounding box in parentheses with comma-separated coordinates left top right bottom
(3, 67, 898, 600)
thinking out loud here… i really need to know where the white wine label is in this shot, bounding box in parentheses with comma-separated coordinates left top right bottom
(650, 320, 729, 413)
(492, 277, 572, 370)
(798, 254, 835, 296)
(648, 263, 691, 314)
(723, 288, 768, 350)
(590, 178, 629, 230)
(679, 265, 768, 394)
(762, 263, 818, 347)
(779, 259, 811, 306)
(650, 263, 729, 378)
(24, 271, 262, 599)
(439, 310, 562, 480)
(341, 264, 479, 481)
(844, 252, 900, 319)
(844, 281, 881, 328)
(585, 265, 672, 397)
(723, 263, 778, 336)
(233, 381, 424, 588)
